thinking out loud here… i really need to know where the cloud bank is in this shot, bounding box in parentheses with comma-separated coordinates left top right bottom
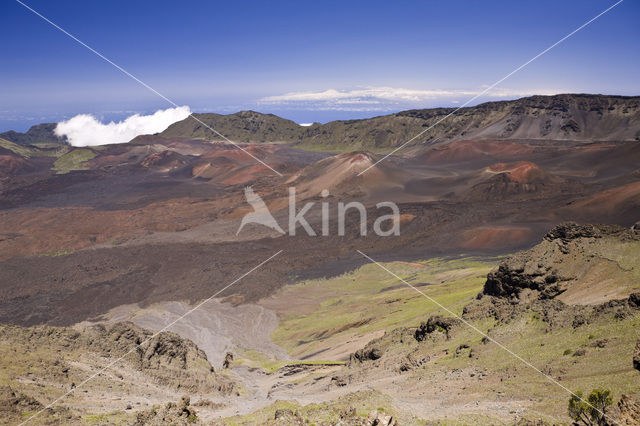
(260, 86, 560, 111)
(55, 106, 191, 147)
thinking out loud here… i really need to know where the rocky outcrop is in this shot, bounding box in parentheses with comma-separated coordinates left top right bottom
(607, 394, 640, 425)
(351, 344, 384, 363)
(415, 315, 460, 340)
(0, 386, 76, 424)
(366, 410, 396, 426)
(349, 315, 461, 370)
(134, 396, 197, 426)
(464, 291, 640, 331)
(273, 408, 304, 424)
(0, 386, 42, 413)
(349, 328, 410, 364)
(544, 222, 616, 241)
(0, 321, 237, 396)
(223, 352, 234, 369)
(484, 261, 569, 300)
(483, 222, 639, 302)
(79, 322, 237, 393)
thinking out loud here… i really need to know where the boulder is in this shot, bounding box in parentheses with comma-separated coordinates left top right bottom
(544, 222, 603, 241)
(273, 408, 303, 424)
(415, 315, 460, 341)
(352, 345, 384, 362)
(223, 352, 233, 369)
(366, 410, 396, 426)
(134, 396, 197, 426)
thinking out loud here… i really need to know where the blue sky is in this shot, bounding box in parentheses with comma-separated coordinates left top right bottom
(1, 0, 638, 131)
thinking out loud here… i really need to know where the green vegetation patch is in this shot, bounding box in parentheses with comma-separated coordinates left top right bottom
(232, 348, 345, 374)
(0, 138, 34, 158)
(83, 411, 132, 425)
(270, 256, 500, 358)
(52, 148, 97, 173)
(266, 253, 640, 421)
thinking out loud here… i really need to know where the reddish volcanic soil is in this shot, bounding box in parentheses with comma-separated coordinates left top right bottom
(459, 226, 534, 250)
(285, 151, 408, 200)
(563, 181, 640, 223)
(418, 140, 535, 164)
(0, 155, 33, 175)
(485, 161, 547, 183)
(0, 136, 638, 326)
(0, 196, 234, 261)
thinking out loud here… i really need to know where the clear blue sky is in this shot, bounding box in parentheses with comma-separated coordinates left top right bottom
(1, 0, 638, 131)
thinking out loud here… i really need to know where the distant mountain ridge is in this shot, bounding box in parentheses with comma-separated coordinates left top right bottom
(159, 94, 640, 149)
(3, 94, 639, 150)
(160, 110, 302, 143)
(0, 123, 66, 146)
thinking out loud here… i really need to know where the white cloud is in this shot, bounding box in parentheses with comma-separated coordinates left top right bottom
(55, 106, 191, 147)
(260, 86, 561, 110)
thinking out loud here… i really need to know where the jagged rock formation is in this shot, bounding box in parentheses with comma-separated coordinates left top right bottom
(134, 396, 197, 425)
(483, 222, 640, 304)
(0, 321, 236, 395)
(272, 408, 304, 424)
(464, 290, 640, 331)
(351, 342, 385, 363)
(365, 410, 397, 426)
(607, 394, 640, 425)
(415, 315, 460, 340)
(223, 351, 234, 369)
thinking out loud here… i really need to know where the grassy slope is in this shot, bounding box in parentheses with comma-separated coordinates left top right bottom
(0, 326, 97, 423)
(0, 323, 222, 424)
(0, 137, 34, 157)
(269, 257, 498, 359)
(0, 137, 70, 159)
(52, 148, 97, 174)
(231, 347, 345, 374)
(246, 254, 640, 423)
(409, 309, 640, 420)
